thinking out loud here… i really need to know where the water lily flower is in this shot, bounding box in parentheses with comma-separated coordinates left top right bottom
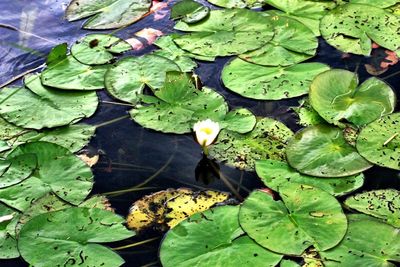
(193, 119, 220, 148)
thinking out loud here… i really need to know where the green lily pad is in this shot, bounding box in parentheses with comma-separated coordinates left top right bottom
(239, 12, 318, 66)
(292, 98, 325, 127)
(256, 160, 364, 196)
(320, 3, 400, 55)
(222, 58, 330, 100)
(174, 9, 274, 57)
(209, 117, 293, 171)
(239, 184, 348, 255)
(0, 203, 19, 259)
(0, 74, 98, 130)
(310, 69, 396, 127)
(19, 207, 134, 267)
(171, 0, 210, 24)
(344, 189, 400, 227)
(41, 55, 109, 90)
(219, 108, 257, 134)
(348, 0, 400, 8)
(153, 35, 197, 72)
(0, 154, 37, 188)
(71, 34, 131, 65)
(66, 0, 151, 30)
(0, 141, 93, 211)
(286, 125, 372, 177)
(263, 0, 337, 35)
(130, 72, 228, 134)
(280, 260, 301, 267)
(46, 43, 68, 66)
(356, 113, 400, 170)
(206, 0, 265, 8)
(105, 54, 180, 104)
(0, 141, 10, 153)
(320, 215, 400, 266)
(160, 205, 283, 267)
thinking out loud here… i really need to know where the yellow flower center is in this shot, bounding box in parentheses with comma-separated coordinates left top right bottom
(201, 127, 213, 135)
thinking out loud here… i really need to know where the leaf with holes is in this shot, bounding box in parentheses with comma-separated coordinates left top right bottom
(356, 113, 400, 170)
(19, 207, 134, 267)
(0, 153, 37, 188)
(66, 0, 152, 30)
(171, 0, 210, 24)
(206, 0, 265, 8)
(160, 205, 283, 267)
(0, 203, 20, 259)
(256, 160, 364, 196)
(286, 125, 372, 177)
(209, 118, 293, 171)
(291, 98, 325, 127)
(239, 184, 347, 255)
(222, 58, 329, 100)
(310, 69, 396, 127)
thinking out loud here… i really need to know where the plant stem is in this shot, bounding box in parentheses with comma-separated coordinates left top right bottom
(112, 237, 159, 251)
(140, 261, 159, 267)
(101, 101, 134, 107)
(103, 187, 159, 196)
(94, 115, 130, 128)
(383, 133, 399, 146)
(382, 70, 400, 80)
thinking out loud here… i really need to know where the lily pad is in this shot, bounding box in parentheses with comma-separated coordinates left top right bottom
(160, 205, 283, 267)
(127, 188, 230, 231)
(263, 0, 337, 35)
(356, 113, 400, 170)
(153, 35, 197, 72)
(320, 215, 400, 266)
(0, 153, 37, 188)
(0, 74, 98, 130)
(222, 58, 330, 100)
(320, 3, 400, 55)
(18, 207, 135, 267)
(206, 0, 265, 8)
(171, 0, 210, 24)
(219, 108, 257, 134)
(344, 189, 400, 227)
(41, 55, 109, 90)
(239, 12, 318, 66)
(0, 141, 93, 211)
(239, 184, 348, 255)
(105, 54, 180, 104)
(256, 160, 364, 196)
(292, 98, 325, 127)
(310, 69, 396, 127)
(0, 204, 19, 259)
(209, 117, 293, 171)
(66, 0, 152, 30)
(174, 9, 274, 57)
(348, 0, 400, 8)
(286, 125, 372, 177)
(71, 34, 131, 65)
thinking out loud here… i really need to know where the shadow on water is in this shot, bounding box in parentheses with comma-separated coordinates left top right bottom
(1, 1, 400, 266)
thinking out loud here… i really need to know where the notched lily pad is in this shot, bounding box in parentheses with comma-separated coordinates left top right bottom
(171, 0, 210, 24)
(256, 160, 364, 196)
(222, 58, 330, 100)
(239, 184, 348, 255)
(126, 188, 230, 231)
(310, 69, 396, 127)
(291, 98, 325, 127)
(0, 153, 37, 188)
(344, 189, 400, 227)
(18, 207, 135, 267)
(71, 34, 131, 65)
(356, 113, 400, 170)
(286, 125, 372, 177)
(209, 117, 293, 171)
(160, 205, 283, 267)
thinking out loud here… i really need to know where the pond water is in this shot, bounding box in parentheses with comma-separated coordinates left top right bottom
(1, 1, 400, 266)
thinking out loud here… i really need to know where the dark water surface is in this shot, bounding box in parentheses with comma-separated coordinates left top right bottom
(1, 1, 400, 266)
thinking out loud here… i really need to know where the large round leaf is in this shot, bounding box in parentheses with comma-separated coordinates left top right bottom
(0, 74, 98, 130)
(239, 12, 318, 66)
(173, 9, 274, 57)
(356, 113, 400, 170)
(41, 55, 109, 90)
(160, 205, 283, 267)
(19, 207, 135, 267)
(320, 215, 400, 266)
(286, 125, 372, 177)
(349, 0, 400, 8)
(222, 58, 329, 100)
(345, 189, 400, 227)
(0, 141, 93, 209)
(309, 69, 396, 127)
(239, 184, 348, 255)
(0, 153, 37, 188)
(206, 0, 265, 8)
(105, 55, 180, 104)
(66, 0, 151, 30)
(256, 160, 364, 196)
(209, 118, 293, 171)
(71, 34, 131, 65)
(320, 3, 400, 55)
(263, 0, 337, 35)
